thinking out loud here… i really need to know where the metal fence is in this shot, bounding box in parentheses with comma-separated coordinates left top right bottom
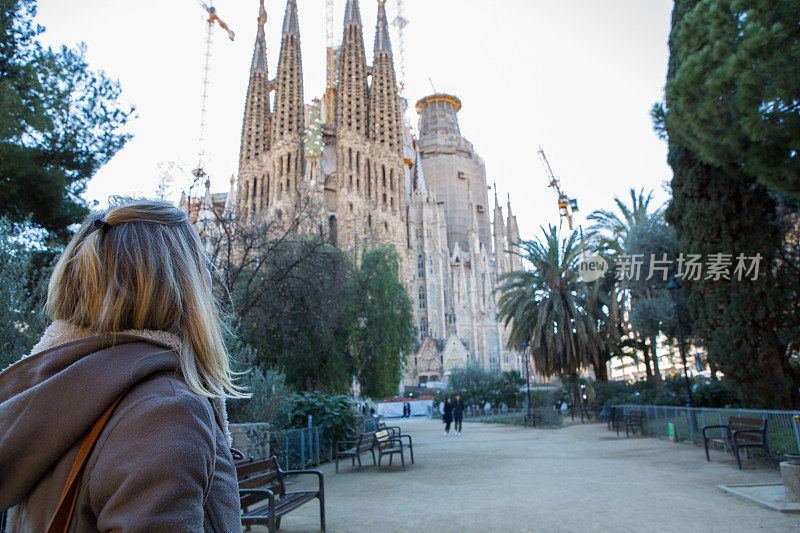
(612, 404, 800, 458)
(271, 427, 322, 471)
(463, 407, 525, 421)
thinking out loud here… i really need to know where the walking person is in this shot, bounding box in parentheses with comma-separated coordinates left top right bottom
(442, 397, 454, 436)
(453, 394, 465, 435)
(0, 199, 245, 532)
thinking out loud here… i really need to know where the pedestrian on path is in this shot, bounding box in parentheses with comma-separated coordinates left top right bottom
(453, 395, 464, 435)
(443, 398, 454, 436)
(0, 199, 244, 532)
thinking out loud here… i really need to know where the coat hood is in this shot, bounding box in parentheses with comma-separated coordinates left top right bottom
(0, 321, 227, 510)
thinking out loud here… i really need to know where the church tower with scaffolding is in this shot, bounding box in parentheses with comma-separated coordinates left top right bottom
(211, 0, 525, 387)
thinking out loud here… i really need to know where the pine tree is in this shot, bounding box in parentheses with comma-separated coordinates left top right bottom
(666, 0, 800, 195)
(0, 0, 133, 238)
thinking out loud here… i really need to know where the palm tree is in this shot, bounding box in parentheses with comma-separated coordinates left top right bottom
(587, 188, 666, 386)
(496, 226, 606, 393)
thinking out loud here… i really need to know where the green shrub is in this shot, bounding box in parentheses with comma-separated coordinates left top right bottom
(227, 365, 295, 428)
(290, 391, 355, 445)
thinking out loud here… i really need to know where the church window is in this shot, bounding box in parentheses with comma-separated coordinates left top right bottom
(390, 197, 394, 209)
(382, 192, 387, 204)
(349, 202, 353, 212)
(457, 171, 466, 180)
(420, 317, 428, 335)
(356, 152, 360, 174)
(417, 254, 424, 278)
(348, 148, 353, 170)
(382, 166, 386, 186)
(418, 286, 426, 309)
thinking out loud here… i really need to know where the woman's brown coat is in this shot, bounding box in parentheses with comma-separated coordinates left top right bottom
(0, 322, 243, 532)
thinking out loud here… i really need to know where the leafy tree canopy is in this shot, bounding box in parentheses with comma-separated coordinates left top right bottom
(348, 244, 415, 398)
(0, 0, 134, 238)
(666, 0, 800, 195)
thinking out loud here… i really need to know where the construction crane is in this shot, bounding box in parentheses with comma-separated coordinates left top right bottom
(193, 1, 235, 185)
(324, 0, 337, 123)
(392, 0, 409, 93)
(537, 146, 579, 230)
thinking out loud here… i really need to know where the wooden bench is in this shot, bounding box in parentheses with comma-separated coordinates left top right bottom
(606, 406, 625, 434)
(621, 409, 645, 438)
(703, 416, 773, 469)
(525, 409, 543, 427)
(377, 422, 415, 463)
(334, 431, 376, 472)
(375, 429, 407, 470)
(236, 456, 325, 532)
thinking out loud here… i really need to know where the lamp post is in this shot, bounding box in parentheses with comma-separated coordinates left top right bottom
(666, 277, 694, 408)
(522, 341, 532, 427)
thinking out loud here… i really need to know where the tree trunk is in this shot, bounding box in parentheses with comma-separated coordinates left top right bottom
(649, 337, 663, 392)
(639, 334, 653, 381)
(593, 358, 609, 383)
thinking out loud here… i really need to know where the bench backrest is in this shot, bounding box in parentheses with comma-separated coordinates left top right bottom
(357, 432, 376, 451)
(628, 409, 644, 422)
(375, 429, 394, 450)
(236, 456, 285, 496)
(728, 416, 767, 443)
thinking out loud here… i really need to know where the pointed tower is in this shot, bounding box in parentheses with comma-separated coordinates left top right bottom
(238, 0, 271, 170)
(368, 0, 401, 154)
(335, 0, 369, 135)
(237, 0, 271, 219)
(492, 186, 507, 273)
(265, 0, 305, 206)
(271, 0, 304, 144)
(506, 194, 522, 271)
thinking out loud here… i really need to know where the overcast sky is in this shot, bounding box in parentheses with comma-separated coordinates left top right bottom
(35, 0, 674, 241)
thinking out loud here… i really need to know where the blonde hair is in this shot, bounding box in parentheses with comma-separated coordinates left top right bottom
(47, 198, 245, 399)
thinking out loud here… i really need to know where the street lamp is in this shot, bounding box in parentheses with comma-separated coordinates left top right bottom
(666, 277, 694, 408)
(522, 341, 532, 427)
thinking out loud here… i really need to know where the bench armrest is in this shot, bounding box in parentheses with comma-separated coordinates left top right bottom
(282, 469, 324, 494)
(334, 440, 357, 450)
(240, 488, 275, 511)
(702, 425, 728, 439)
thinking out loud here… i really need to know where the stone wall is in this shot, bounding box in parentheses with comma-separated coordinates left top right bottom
(229, 422, 271, 460)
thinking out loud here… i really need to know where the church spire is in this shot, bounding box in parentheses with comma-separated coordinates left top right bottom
(335, 0, 368, 135)
(344, 0, 362, 27)
(368, 0, 401, 152)
(493, 185, 507, 272)
(281, 0, 299, 35)
(238, 0, 271, 169)
(270, 0, 304, 144)
(374, 0, 391, 55)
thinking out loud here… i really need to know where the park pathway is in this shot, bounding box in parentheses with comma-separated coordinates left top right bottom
(253, 417, 797, 532)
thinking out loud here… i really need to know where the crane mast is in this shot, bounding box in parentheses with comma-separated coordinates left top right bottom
(193, 2, 235, 184)
(537, 146, 578, 230)
(392, 0, 409, 93)
(324, 0, 337, 123)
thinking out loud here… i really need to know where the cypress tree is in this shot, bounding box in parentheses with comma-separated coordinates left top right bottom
(663, 0, 799, 408)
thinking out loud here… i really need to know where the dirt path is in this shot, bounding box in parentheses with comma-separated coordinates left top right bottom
(252, 417, 797, 532)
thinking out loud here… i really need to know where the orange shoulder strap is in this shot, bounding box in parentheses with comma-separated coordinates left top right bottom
(45, 393, 126, 533)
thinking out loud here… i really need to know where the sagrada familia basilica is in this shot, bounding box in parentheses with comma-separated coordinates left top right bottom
(188, 0, 524, 388)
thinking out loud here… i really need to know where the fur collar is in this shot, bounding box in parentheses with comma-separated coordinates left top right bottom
(29, 320, 232, 446)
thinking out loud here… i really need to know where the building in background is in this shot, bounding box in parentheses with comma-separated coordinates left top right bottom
(188, 0, 525, 390)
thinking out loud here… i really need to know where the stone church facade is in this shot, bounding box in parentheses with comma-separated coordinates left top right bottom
(198, 0, 525, 389)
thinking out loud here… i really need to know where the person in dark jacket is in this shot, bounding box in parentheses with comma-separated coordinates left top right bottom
(442, 398, 454, 436)
(453, 394, 465, 435)
(0, 199, 244, 532)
